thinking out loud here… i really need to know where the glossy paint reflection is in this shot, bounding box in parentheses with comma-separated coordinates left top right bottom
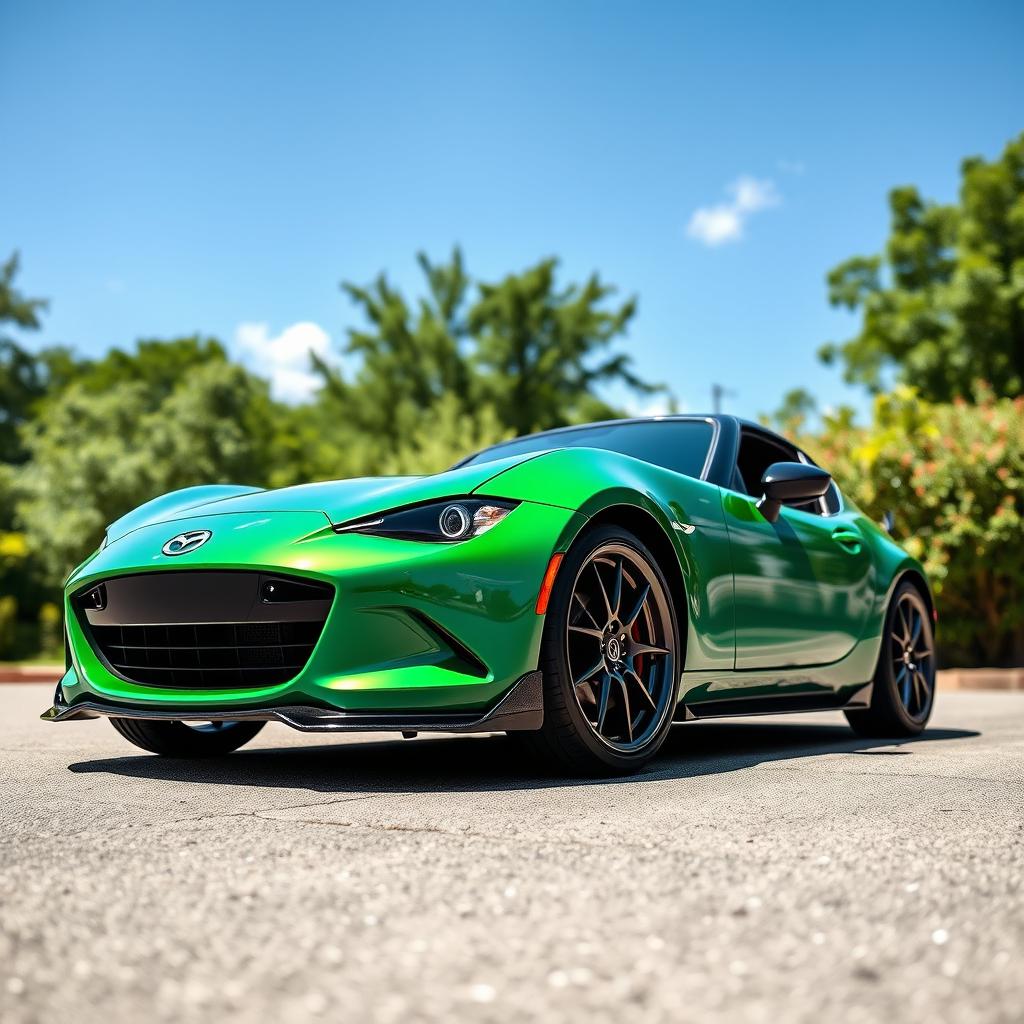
(722, 491, 874, 669)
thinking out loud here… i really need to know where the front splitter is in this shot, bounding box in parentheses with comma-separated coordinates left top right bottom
(41, 670, 544, 734)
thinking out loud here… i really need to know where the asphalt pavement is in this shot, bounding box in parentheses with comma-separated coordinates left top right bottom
(1, 684, 1021, 1024)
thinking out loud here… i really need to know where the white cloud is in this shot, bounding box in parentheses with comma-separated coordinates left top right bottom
(686, 175, 781, 247)
(234, 321, 336, 403)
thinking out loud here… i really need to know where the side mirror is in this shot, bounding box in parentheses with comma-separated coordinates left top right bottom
(756, 461, 832, 523)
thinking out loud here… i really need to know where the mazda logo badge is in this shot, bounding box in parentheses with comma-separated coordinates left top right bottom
(162, 530, 212, 557)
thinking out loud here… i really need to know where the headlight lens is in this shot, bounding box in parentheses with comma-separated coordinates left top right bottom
(335, 499, 517, 542)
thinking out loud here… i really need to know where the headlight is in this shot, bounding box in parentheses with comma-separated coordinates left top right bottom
(334, 499, 517, 542)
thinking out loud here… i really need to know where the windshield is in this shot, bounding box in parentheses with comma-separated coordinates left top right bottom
(459, 419, 715, 479)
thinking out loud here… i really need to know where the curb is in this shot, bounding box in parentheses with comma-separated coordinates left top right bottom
(0, 665, 63, 684)
(937, 668, 1024, 691)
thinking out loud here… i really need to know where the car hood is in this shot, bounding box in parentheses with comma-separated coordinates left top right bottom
(105, 453, 543, 544)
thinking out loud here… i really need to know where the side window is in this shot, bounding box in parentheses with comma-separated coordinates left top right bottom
(735, 432, 799, 496)
(797, 449, 843, 517)
(734, 431, 826, 515)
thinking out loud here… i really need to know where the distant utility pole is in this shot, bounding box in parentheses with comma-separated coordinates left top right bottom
(711, 383, 736, 414)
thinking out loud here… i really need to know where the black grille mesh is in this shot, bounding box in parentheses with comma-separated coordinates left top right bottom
(88, 620, 326, 688)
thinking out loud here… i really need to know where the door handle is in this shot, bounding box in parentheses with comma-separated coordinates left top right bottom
(830, 527, 863, 553)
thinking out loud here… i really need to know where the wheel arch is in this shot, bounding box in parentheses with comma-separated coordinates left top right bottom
(893, 567, 936, 627)
(576, 503, 690, 653)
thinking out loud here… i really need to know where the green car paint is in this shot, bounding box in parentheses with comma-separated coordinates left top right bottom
(474, 446, 738, 676)
(51, 415, 931, 727)
(62, 501, 585, 713)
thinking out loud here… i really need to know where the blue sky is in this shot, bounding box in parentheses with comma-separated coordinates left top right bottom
(2, 0, 1022, 420)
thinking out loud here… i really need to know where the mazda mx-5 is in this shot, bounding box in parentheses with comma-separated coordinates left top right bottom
(44, 415, 936, 774)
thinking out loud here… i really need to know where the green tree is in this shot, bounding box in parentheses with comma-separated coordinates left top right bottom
(17, 345, 277, 585)
(821, 132, 1024, 400)
(760, 386, 820, 435)
(0, 252, 50, 464)
(316, 249, 659, 464)
(69, 335, 228, 399)
(470, 259, 654, 434)
(378, 394, 509, 475)
(0, 252, 67, 656)
(313, 249, 477, 456)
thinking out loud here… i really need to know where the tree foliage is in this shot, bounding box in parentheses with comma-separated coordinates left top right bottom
(469, 259, 652, 434)
(17, 346, 276, 586)
(316, 248, 657, 458)
(0, 252, 50, 464)
(0, 254, 71, 654)
(797, 385, 1024, 667)
(821, 132, 1024, 400)
(317, 250, 476, 452)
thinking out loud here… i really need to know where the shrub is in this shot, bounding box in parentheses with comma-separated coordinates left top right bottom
(804, 384, 1024, 666)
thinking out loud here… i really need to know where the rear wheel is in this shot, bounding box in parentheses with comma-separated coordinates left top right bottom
(520, 524, 681, 775)
(109, 718, 266, 756)
(845, 581, 936, 738)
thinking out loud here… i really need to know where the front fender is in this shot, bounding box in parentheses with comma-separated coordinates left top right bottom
(475, 448, 736, 674)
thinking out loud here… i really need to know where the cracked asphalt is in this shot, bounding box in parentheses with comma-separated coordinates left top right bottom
(1, 685, 1021, 1024)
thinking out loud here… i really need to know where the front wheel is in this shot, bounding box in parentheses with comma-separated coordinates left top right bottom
(109, 717, 266, 756)
(521, 525, 682, 775)
(845, 581, 936, 738)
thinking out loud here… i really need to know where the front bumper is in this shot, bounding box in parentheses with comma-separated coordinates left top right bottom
(55, 501, 584, 720)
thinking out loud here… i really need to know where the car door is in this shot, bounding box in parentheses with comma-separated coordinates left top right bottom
(722, 428, 874, 670)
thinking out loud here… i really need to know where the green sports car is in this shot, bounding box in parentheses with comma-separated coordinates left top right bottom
(43, 415, 937, 774)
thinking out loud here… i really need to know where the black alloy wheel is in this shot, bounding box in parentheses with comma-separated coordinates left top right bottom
(565, 542, 676, 752)
(846, 581, 936, 738)
(519, 524, 681, 774)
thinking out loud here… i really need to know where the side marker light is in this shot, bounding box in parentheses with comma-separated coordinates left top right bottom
(535, 553, 564, 615)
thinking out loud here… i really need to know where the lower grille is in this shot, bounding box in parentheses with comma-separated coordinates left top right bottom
(76, 571, 333, 689)
(89, 620, 325, 688)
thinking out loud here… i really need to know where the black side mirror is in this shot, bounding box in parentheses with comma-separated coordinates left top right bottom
(756, 461, 832, 523)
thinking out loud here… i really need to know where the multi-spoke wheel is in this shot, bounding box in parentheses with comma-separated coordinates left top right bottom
(566, 543, 675, 751)
(518, 524, 681, 774)
(108, 717, 266, 756)
(845, 581, 936, 738)
(889, 590, 935, 718)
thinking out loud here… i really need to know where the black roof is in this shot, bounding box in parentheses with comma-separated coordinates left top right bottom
(457, 414, 800, 488)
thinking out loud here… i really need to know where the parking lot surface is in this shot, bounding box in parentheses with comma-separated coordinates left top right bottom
(1, 685, 1021, 1023)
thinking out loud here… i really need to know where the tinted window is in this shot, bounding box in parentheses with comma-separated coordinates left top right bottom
(733, 430, 838, 516)
(735, 432, 799, 496)
(460, 420, 715, 479)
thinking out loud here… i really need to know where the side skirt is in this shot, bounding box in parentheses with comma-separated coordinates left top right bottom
(677, 681, 873, 722)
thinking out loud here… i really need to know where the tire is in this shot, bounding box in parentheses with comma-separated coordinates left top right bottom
(518, 524, 682, 775)
(845, 580, 936, 738)
(109, 717, 266, 756)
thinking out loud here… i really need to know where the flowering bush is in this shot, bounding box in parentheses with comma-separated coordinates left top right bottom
(803, 384, 1024, 666)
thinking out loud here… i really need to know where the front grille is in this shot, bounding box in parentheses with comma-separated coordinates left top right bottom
(89, 620, 325, 688)
(76, 571, 333, 689)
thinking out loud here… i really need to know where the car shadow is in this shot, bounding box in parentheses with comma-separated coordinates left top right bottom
(67, 720, 981, 794)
